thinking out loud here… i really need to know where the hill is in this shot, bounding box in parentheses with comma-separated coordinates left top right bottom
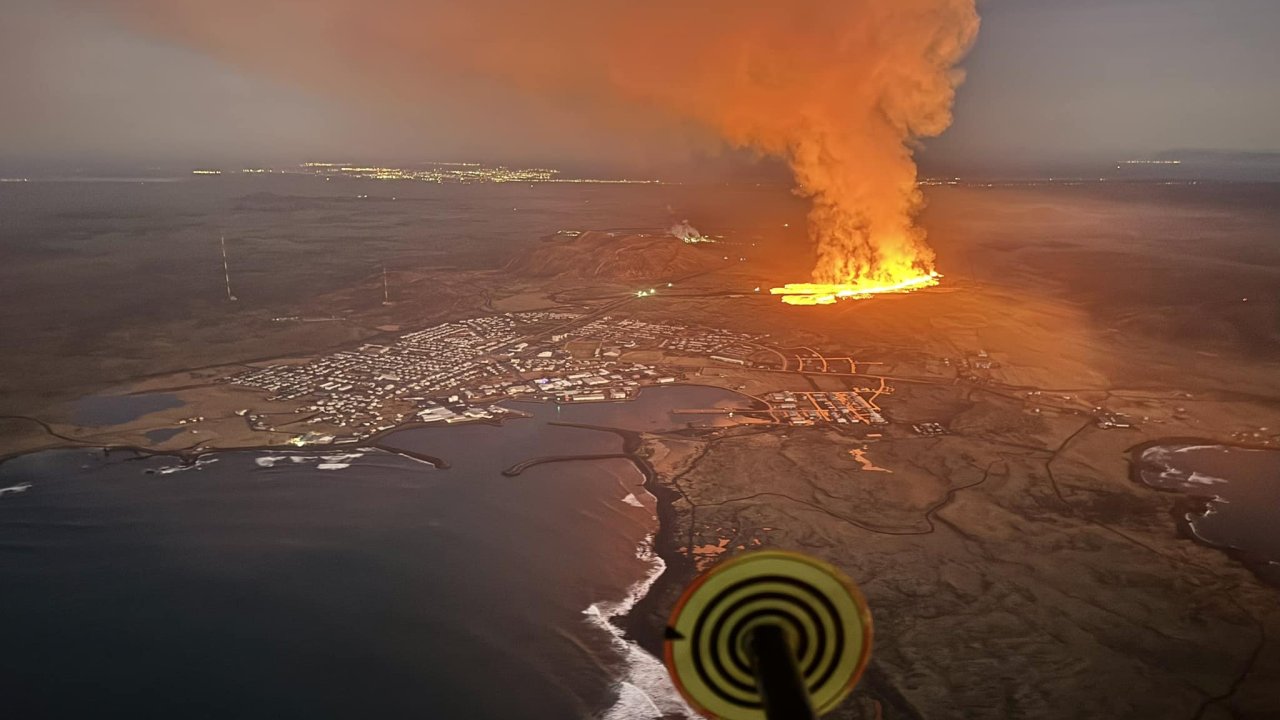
(506, 230, 721, 283)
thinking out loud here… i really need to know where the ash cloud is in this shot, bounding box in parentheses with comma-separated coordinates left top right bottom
(98, 0, 979, 284)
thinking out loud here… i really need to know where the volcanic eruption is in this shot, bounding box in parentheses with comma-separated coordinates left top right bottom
(99, 0, 978, 304)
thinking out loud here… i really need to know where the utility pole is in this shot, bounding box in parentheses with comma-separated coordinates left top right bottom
(221, 236, 237, 301)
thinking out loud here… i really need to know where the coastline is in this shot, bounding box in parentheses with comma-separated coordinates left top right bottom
(0, 413, 534, 471)
(546, 421, 700, 661)
(538, 420, 699, 717)
(0, 434, 453, 473)
(2, 393, 717, 652)
(0, 402, 683, 718)
(0, 391, 729, 718)
(1127, 437, 1280, 587)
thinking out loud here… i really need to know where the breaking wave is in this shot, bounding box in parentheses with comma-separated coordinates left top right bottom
(155, 457, 219, 475)
(1144, 446, 1231, 488)
(254, 452, 367, 470)
(586, 533, 692, 720)
(0, 483, 32, 497)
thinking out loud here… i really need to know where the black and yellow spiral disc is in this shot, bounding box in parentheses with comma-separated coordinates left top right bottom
(663, 551, 872, 720)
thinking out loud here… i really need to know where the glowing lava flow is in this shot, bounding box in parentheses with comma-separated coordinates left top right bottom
(770, 271, 941, 305)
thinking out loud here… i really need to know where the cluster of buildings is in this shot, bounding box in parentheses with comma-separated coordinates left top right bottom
(465, 363, 677, 404)
(224, 309, 901, 443)
(226, 313, 549, 439)
(1230, 427, 1276, 446)
(1022, 391, 1137, 430)
(415, 399, 512, 425)
(222, 311, 749, 442)
(565, 317, 765, 365)
(199, 162, 659, 185)
(1093, 409, 1134, 429)
(912, 422, 948, 436)
(300, 162, 561, 183)
(944, 351, 1000, 383)
(763, 391, 888, 427)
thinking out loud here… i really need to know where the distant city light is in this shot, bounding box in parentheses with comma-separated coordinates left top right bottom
(281, 161, 660, 185)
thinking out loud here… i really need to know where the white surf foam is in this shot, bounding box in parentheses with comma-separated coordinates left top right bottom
(255, 452, 365, 470)
(1184, 513, 1219, 544)
(1184, 492, 1232, 536)
(1175, 444, 1226, 454)
(0, 483, 32, 497)
(156, 457, 219, 475)
(587, 533, 693, 720)
(1185, 471, 1228, 486)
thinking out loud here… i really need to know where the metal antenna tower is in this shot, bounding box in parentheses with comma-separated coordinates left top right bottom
(221, 236, 237, 301)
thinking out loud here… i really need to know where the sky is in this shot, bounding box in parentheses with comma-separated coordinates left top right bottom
(1, 0, 1278, 176)
(929, 0, 1280, 173)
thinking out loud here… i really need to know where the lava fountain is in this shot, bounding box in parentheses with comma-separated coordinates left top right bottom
(754, 2, 979, 306)
(771, 271, 941, 306)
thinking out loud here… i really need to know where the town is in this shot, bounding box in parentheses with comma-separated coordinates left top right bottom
(225, 309, 1154, 447)
(223, 311, 905, 443)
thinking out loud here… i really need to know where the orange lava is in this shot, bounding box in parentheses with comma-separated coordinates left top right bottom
(770, 271, 941, 305)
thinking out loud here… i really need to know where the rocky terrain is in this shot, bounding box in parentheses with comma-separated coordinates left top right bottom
(6, 178, 1278, 718)
(504, 230, 723, 283)
(616, 278, 1280, 719)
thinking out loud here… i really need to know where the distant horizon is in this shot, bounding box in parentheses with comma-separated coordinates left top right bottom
(7, 1, 1280, 183)
(4, 149, 1280, 184)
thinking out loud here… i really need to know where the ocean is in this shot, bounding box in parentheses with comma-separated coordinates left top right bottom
(0, 388, 744, 718)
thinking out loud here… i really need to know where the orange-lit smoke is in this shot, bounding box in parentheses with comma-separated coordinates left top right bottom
(100, 1, 978, 295)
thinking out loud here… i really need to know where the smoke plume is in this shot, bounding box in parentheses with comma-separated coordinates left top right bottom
(669, 221, 711, 245)
(99, 0, 979, 286)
